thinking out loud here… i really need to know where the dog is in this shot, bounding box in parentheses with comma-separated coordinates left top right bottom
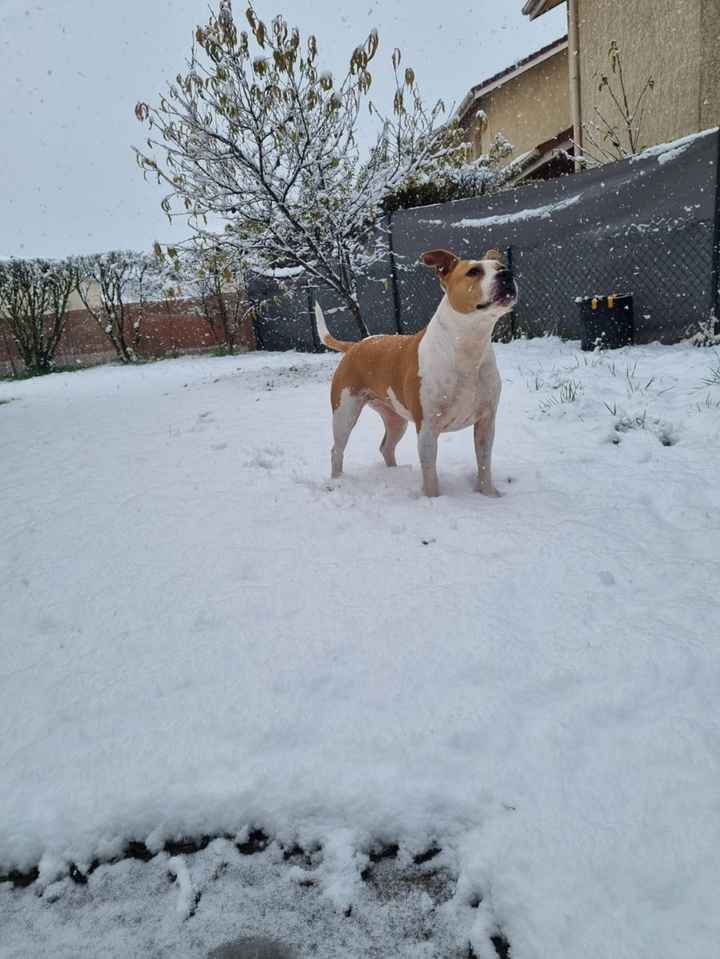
(314, 248, 517, 497)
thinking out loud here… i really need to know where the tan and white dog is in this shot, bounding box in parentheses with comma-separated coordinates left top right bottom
(314, 248, 518, 497)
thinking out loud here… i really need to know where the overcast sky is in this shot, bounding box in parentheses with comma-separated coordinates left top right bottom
(0, 0, 566, 259)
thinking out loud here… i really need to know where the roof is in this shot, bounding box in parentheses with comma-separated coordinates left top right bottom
(508, 127, 574, 182)
(456, 35, 568, 120)
(522, 0, 566, 19)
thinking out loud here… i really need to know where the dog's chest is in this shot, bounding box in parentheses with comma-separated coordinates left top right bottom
(418, 330, 500, 433)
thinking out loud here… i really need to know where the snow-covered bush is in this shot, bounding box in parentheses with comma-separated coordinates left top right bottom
(687, 316, 720, 348)
(0, 257, 77, 375)
(75, 251, 167, 364)
(381, 132, 514, 212)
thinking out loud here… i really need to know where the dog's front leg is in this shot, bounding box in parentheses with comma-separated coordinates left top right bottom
(417, 422, 440, 498)
(474, 409, 500, 496)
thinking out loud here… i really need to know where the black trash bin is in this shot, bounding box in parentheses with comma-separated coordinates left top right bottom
(578, 293, 634, 351)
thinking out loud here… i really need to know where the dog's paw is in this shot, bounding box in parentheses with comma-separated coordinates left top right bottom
(477, 484, 502, 497)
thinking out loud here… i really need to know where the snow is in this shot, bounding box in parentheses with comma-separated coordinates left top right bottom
(453, 193, 581, 229)
(167, 855, 197, 919)
(252, 266, 306, 279)
(629, 126, 719, 165)
(2, 339, 720, 959)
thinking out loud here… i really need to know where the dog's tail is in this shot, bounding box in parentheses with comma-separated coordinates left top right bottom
(314, 302, 353, 353)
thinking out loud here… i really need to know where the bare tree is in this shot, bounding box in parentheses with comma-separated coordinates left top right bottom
(581, 41, 655, 164)
(133, 2, 492, 338)
(0, 258, 77, 375)
(75, 251, 159, 363)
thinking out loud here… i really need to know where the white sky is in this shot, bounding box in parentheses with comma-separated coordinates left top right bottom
(0, 0, 566, 259)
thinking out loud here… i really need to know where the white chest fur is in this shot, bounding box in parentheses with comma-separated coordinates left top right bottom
(418, 297, 501, 434)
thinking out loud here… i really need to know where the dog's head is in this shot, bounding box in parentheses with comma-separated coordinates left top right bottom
(420, 248, 518, 318)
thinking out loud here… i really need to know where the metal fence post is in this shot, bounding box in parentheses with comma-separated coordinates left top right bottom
(307, 286, 321, 352)
(505, 244, 517, 340)
(711, 130, 720, 334)
(387, 213, 403, 334)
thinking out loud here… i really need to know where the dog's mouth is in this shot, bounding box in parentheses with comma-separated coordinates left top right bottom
(474, 270, 518, 311)
(494, 288, 518, 307)
(476, 282, 518, 311)
(495, 273, 518, 307)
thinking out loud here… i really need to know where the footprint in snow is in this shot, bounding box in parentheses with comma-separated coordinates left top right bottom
(246, 445, 284, 470)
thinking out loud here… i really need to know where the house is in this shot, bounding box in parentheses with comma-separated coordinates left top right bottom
(522, 0, 720, 164)
(456, 35, 573, 183)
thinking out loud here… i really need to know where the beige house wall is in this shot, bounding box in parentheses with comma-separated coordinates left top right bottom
(67, 285, 99, 312)
(577, 0, 720, 153)
(468, 47, 570, 160)
(700, 0, 720, 131)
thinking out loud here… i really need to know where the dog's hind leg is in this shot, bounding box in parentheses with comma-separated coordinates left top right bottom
(377, 408, 408, 467)
(331, 389, 365, 478)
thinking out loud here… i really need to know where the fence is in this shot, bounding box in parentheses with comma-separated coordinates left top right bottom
(250, 127, 720, 350)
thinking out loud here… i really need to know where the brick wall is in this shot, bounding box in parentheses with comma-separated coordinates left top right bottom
(0, 295, 256, 376)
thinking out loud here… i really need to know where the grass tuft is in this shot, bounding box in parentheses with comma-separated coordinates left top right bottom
(539, 378, 582, 413)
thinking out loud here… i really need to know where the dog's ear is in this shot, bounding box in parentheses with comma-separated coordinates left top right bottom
(421, 249, 459, 280)
(484, 249, 504, 263)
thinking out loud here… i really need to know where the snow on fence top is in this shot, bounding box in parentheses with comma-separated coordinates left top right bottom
(629, 126, 719, 166)
(451, 127, 718, 233)
(452, 192, 582, 230)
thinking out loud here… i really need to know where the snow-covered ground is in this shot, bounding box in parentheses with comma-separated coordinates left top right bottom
(2, 339, 720, 959)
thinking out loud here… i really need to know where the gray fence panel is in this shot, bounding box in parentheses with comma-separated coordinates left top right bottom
(252, 236, 398, 352)
(354, 249, 399, 336)
(309, 229, 398, 343)
(249, 129, 719, 349)
(513, 220, 715, 341)
(393, 128, 718, 343)
(309, 287, 356, 342)
(249, 274, 317, 352)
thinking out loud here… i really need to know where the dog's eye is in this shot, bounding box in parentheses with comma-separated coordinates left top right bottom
(466, 267, 483, 277)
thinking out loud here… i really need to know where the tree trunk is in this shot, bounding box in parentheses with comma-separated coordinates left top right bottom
(216, 292, 235, 353)
(114, 324, 133, 363)
(348, 298, 370, 339)
(116, 308, 139, 363)
(37, 352, 54, 374)
(12, 321, 49, 376)
(0, 326, 18, 377)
